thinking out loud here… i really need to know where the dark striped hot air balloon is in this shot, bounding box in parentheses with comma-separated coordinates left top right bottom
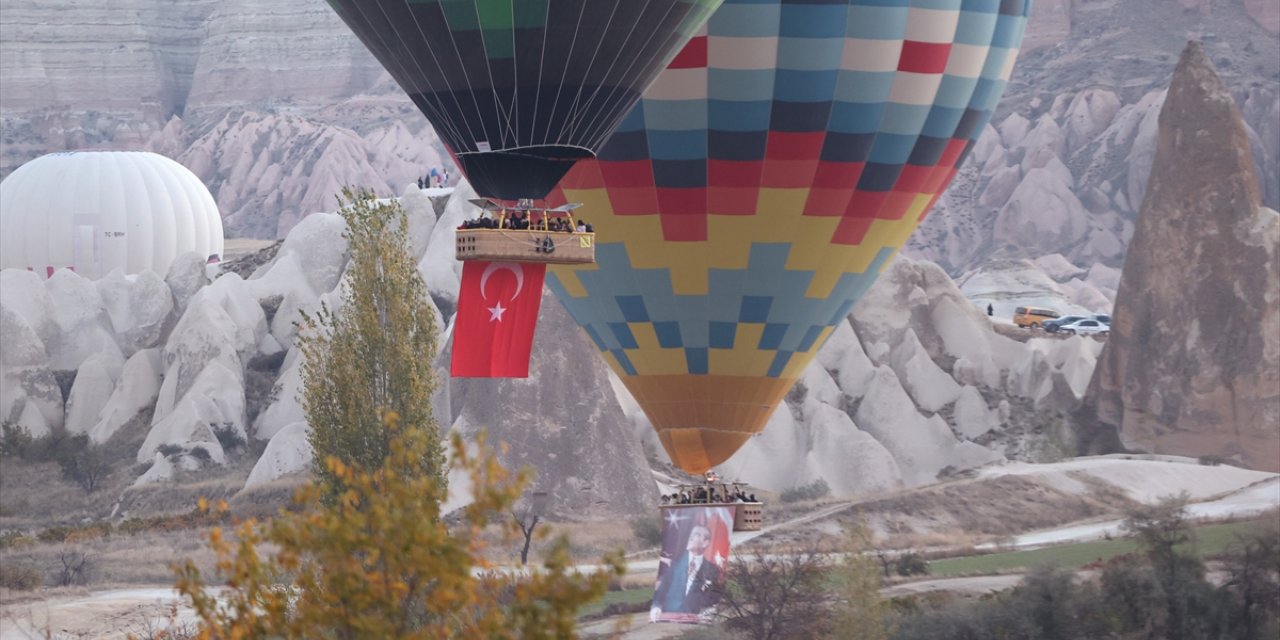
(326, 0, 723, 200)
(547, 0, 1033, 473)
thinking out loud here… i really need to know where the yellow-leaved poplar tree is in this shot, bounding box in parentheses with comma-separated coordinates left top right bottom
(175, 424, 625, 638)
(174, 188, 624, 638)
(298, 187, 445, 496)
(831, 520, 894, 640)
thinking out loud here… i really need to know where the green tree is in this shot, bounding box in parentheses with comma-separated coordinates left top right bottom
(298, 188, 445, 497)
(1122, 493, 1224, 640)
(175, 425, 624, 639)
(1099, 554, 1164, 635)
(1123, 493, 1195, 566)
(830, 523, 892, 640)
(894, 551, 929, 577)
(55, 433, 112, 493)
(1221, 518, 1280, 640)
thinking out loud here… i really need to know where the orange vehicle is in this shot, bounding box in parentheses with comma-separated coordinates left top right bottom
(1013, 306, 1060, 329)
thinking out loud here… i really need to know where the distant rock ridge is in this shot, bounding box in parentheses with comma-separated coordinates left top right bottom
(1081, 42, 1280, 471)
(906, 0, 1279, 288)
(1, 183, 1108, 516)
(3, 0, 1276, 265)
(0, 0, 448, 239)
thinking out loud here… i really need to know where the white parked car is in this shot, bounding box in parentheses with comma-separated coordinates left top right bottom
(1058, 318, 1110, 336)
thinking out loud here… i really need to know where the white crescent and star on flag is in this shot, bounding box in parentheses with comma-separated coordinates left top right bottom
(479, 262, 525, 322)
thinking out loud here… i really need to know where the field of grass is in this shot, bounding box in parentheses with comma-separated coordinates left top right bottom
(926, 519, 1267, 577)
(579, 586, 654, 618)
(577, 517, 1274, 616)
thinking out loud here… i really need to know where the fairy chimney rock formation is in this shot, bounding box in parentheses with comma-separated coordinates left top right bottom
(1082, 42, 1280, 471)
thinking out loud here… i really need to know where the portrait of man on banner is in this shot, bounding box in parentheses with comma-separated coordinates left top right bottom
(650, 505, 735, 624)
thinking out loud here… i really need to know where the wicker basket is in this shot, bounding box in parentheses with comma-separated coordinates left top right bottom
(733, 503, 764, 531)
(455, 229, 595, 264)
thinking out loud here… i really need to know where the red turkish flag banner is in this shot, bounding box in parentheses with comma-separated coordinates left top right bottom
(450, 261, 546, 378)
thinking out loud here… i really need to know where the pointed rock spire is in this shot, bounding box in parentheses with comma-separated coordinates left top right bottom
(1080, 42, 1280, 471)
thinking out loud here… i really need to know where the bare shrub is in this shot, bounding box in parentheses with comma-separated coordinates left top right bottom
(630, 515, 662, 547)
(129, 602, 202, 640)
(0, 562, 42, 590)
(38, 525, 72, 544)
(54, 434, 112, 493)
(55, 549, 94, 586)
(64, 522, 112, 543)
(156, 443, 183, 457)
(717, 547, 835, 640)
(0, 422, 33, 457)
(780, 479, 830, 503)
(211, 422, 245, 455)
(0, 531, 34, 550)
(895, 551, 929, 577)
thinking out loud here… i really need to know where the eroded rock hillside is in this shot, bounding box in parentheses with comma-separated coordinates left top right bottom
(2, 0, 1276, 268)
(0, 0, 448, 239)
(907, 0, 1280, 281)
(1, 182, 1103, 520)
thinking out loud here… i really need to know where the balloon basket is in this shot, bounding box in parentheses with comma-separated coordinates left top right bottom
(732, 503, 764, 532)
(659, 481, 764, 533)
(656, 503, 763, 532)
(455, 229, 595, 265)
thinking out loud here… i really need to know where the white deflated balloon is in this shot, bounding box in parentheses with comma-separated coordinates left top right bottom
(0, 151, 224, 279)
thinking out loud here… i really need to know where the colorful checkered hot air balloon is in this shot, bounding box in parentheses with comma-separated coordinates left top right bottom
(546, 0, 1032, 473)
(326, 0, 723, 200)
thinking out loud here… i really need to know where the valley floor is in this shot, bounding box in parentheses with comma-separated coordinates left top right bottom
(2, 455, 1275, 639)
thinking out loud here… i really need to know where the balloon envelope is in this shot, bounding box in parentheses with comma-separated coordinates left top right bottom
(547, 0, 1032, 472)
(327, 0, 723, 200)
(0, 151, 223, 279)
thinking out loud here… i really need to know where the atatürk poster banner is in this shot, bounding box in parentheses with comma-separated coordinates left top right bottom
(649, 505, 734, 624)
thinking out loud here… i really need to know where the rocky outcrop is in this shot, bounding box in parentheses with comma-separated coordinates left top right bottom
(4, 0, 1276, 263)
(1081, 43, 1280, 472)
(696, 256, 1103, 494)
(179, 112, 443, 238)
(906, 0, 1279, 287)
(1023, 0, 1280, 49)
(1, 182, 1117, 508)
(243, 421, 313, 491)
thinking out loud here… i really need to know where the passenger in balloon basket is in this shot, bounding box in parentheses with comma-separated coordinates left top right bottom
(650, 506, 734, 624)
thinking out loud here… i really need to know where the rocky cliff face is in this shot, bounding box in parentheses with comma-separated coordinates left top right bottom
(1023, 0, 1280, 51)
(4, 0, 1277, 262)
(2, 183, 1106, 515)
(1081, 43, 1280, 472)
(906, 0, 1279, 287)
(0, 0, 448, 239)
